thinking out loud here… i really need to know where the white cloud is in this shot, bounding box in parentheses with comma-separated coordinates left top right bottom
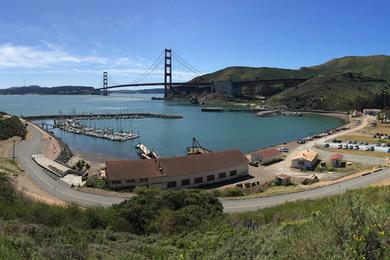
(0, 43, 107, 68)
(0, 43, 203, 83)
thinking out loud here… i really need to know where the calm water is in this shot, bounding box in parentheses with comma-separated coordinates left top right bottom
(0, 94, 344, 159)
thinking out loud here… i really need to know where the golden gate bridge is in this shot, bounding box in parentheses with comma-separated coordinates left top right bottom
(97, 48, 311, 99)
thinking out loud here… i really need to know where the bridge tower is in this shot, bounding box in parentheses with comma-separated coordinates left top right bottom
(102, 71, 108, 96)
(164, 48, 172, 98)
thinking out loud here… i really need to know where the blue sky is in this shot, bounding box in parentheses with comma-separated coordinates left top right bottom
(0, 0, 389, 88)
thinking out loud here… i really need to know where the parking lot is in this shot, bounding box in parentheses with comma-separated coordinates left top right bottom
(325, 139, 390, 153)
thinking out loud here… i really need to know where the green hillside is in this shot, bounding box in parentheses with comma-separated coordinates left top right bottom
(270, 72, 390, 111)
(0, 161, 389, 259)
(191, 66, 316, 83)
(186, 55, 390, 111)
(0, 113, 27, 140)
(306, 55, 390, 81)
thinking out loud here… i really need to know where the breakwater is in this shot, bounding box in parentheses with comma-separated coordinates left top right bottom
(23, 112, 183, 121)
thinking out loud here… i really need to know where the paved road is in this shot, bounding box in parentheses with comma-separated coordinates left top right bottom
(223, 168, 390, 212)
(16, 124, 124, 207)
(17, 122, 390, 212)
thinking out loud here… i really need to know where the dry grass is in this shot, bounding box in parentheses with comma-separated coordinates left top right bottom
(366, 123, 390, 135)
(326, 147, 390, 159)
(337, 134, 384, 144)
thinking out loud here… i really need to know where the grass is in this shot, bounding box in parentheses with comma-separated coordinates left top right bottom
(366, 123, 390, 135)
(0, 158, 22, 175)
(1, 157, 390, 258)
(337, 134, 385, 144)
(326, 147, 390, 159)
(0, 114, 27, 140)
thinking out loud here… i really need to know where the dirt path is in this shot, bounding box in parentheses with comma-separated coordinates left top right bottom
(14, 173, 66, 206)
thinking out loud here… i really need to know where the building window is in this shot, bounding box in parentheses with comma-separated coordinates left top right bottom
(139, 178, 148, 182)
(229, 170, 237, 176)
(218, 172, 226, 179)
(194, 177, 203, 184)
(111, 180, 121, 185)
(181, 179, 190, 186)
(126, 179, 135, 183)
(167, 181, 177, 188)
(207, 175, 215, 181)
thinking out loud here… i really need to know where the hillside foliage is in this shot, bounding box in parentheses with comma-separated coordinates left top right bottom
(0, 113, 27, 140)
(0, 159, 389, 259)
(190, 55, 390, 111)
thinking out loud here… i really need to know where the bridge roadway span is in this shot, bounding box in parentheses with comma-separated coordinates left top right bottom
(17, 123, 390, 212)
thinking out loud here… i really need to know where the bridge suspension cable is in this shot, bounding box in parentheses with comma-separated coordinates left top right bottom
(172, 50, 202, 76)
(132, 50, 165, 84)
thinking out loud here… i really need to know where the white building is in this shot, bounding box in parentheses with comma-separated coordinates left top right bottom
(251, 148, 282, 165)
(106, 149, 249, 190)
(291, 149, 318, 170)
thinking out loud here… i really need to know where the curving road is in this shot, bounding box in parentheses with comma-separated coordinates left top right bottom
(17, 122, 390, 212)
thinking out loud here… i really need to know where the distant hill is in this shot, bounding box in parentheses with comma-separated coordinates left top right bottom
(183, 55, 390, 111)
(191, 66, 316, 83)
(0, 85, 97, 95)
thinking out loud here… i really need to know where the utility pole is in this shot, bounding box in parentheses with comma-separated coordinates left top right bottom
(12, 139, 16, 163)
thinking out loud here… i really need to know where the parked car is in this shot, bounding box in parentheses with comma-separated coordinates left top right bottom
(343, 144, 348, 149)
(353, 145, 359, 150)
(249, 161, 259, 167)
(337, 144, 342, 149)
(278, 147, 289, 152)
(370, 146, 375, 151)
(365, 147, 370, 151)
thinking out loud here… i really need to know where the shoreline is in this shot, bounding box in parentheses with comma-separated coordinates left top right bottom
(59, 111, 350, 164)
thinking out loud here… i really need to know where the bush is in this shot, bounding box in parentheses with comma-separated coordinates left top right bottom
(113, 189, 223, 234)
(0, 116, 27, 140)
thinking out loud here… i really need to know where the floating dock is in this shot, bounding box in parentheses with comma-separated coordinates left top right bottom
(201, 107, 224, 112)
(23, 112, 183, 121)
(54, 119, 140, 141)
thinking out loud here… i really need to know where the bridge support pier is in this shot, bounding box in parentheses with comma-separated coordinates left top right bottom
(102, 71, 108, 96)
(164, 49, 172, 99)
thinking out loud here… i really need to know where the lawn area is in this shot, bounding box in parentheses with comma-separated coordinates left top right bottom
(337, 134, 385, 144)
(327, 147, 390, 159)
(366, 123, 390, 135)
(0, 157, 22, 175)
(315, 159, 369, 173)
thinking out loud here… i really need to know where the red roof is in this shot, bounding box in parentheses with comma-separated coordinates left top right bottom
(258, 148, 281, 159)
(276, 174, 291, 180)
(330, 154, 343, 160)
(106, 149, 249, 181)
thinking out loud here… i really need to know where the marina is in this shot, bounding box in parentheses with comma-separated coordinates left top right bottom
(54, 118, 140, 142)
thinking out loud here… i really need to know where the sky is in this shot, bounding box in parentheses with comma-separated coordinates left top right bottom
(0, 0, 389, 88)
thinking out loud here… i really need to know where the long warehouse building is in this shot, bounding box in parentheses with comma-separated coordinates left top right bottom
(105, 149, 249, 189)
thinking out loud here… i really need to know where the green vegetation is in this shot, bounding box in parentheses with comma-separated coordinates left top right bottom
(0, 113, 27, 140)
(0, 159, 389, 258)
(270, 72, 390, 111)
(189, 55, 390, 111)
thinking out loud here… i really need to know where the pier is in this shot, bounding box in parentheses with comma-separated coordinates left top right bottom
(22, 112, 183, 121)
(54, 119, 140, 142)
